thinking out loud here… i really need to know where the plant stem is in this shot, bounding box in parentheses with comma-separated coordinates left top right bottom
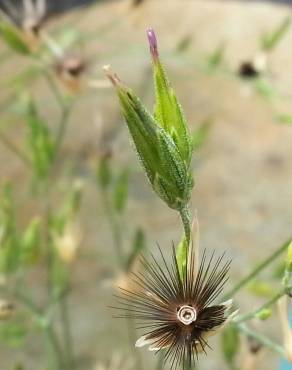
(53, 102, 72, 162)
(0, 132, 31, 168)
(224, 238, 291, 299)
(102, 189, 124, 268)
(43, 322, 64, 370)
(179, 204, 191, 246)
(60, 294, 76, 370)
(236, 323, 285, 357)
(234, 290, 285, 324)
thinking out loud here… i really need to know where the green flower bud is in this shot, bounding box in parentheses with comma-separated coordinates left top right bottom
(103, 29, 193, 211)
(147, 28, 193, 166)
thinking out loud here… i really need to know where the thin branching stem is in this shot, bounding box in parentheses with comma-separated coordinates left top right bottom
(224, 238, 291, 299)
(236, 323, 286, 357)
(0, 132, 31, 168)
(234, 289, 285, 324)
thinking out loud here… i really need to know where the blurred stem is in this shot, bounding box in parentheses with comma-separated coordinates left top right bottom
(179, 205, 191, 246)
(234, 289, 285, 324)
(60, 293, 76, 370)
(0, 132, 31, 168)
(102, 188, 124, 268)
(43, 322, 64, 370)
(224, 238, 291, 299)
(236, 323, 285, 357)
(54, 102, 72, 161)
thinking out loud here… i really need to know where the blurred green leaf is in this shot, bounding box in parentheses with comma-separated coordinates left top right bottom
(21, 217, 42, 265)
(248, 280, 274, 298)
(254, 78, 277, 100)
(54, 28, 82, 50)
(206, 43, 225, 70)
(0, 183, 21, 273)
(275, 113, 292, 125)
(0, 320, 28, 347)
(192, 119, 212, 151)
(261, 17, 291, 51)
(113, 169, 129, 214)
(126, 228, 145, 271)
(8, 66, 43, 89)
(221, 324, 240, 365)
(51, 253, 69, 300)
(97, 153, 112, 189)
(0, 21, 30, 55)
(175, 34, 192, 53)
(26, 100, 54, 180)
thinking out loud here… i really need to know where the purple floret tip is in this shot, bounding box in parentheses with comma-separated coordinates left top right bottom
(146, 28, 159, 61)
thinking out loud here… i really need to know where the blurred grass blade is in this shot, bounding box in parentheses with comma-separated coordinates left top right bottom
(0, 320, 28, 348)
(0, 183, 21, 273)
(0, 21, 30, 55)
(21, 217, 41, 265)
(206, 43, 225, 70)
(276, 113, 292, 125)
(26, 100, 54, 180)
(126, 228, 145, 271)
(97, 153, 112, 190)
(113, 168, 129, 214)
(261, 17, 291, 51)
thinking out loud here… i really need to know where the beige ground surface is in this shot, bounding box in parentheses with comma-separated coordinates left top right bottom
(1, 0, 292, 369)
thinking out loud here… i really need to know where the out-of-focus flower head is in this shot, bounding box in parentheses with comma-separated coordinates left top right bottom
(0, 299, 14, 320)
(1, 0, 47, 47)
(53, 222, 82, 264)
(54, 53, 88, 93)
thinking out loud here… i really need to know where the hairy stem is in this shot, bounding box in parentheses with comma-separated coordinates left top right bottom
(179, 204, 191, 246)
(224, 238, 291, 299)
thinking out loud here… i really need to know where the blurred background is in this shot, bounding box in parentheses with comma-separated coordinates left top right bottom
(0, 0, 292, 370)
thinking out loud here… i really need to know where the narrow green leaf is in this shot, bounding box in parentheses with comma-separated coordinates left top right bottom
(0, 320, 28, 347)
(113, 169, 129, 213)
(97, 153, 112, 189)
(126, 228, 146, 271)
(0, 21, 30, 55)
(21, 217, 41, 265)
(261, 17, 291, 51)
(276, 113, 292, 125)
(206, 43, 225, 70)
(26, 100, 54, 180)
(176, 235, 188, 279)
